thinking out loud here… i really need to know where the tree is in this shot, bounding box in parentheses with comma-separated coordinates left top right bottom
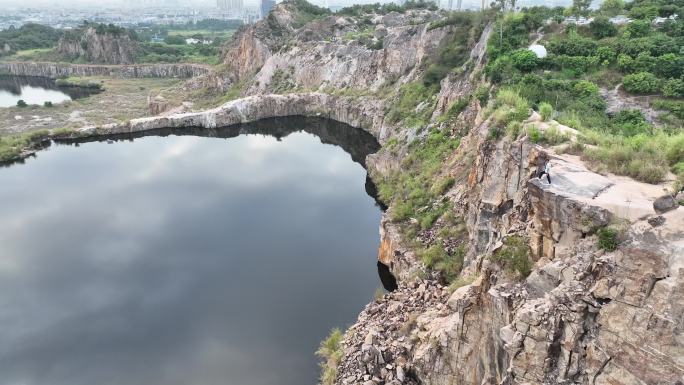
(589, 17, 618, 38)
(16, 99, 27, 107)
(163, 35, 186, 45)
(572, 0, 591, 17)
(599, 0, 624, 16)
(622, 72, 661, 94)
(654, 53, 682, 79)
(625, 20, 651, 38)
(511, 49, 538, 71)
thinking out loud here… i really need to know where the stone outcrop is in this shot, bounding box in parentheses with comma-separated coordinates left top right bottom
(56, 27, 138, 64)
(218, 4, 450, 93)
(0, 62, 210, 79)
(348, 106, 684, 385)
(220, 1, 300, 80)
(77, 92, 389, 140)
(248, 11, 448, 93)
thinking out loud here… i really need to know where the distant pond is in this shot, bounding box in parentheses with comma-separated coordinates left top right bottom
(0, 75, 101, 107)
(0, 117, 383, 385)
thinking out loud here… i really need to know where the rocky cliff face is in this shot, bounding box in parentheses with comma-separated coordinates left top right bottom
(220, 1, 299, 80)
(218, 4, 452, 95)
(366, 119, 684, 385)
(56, 27, 138, 65)
(71, 4, 684, 384)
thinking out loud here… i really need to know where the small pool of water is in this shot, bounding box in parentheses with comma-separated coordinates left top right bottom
(0, 75, 99, 107)
(0, 118, 383, 385)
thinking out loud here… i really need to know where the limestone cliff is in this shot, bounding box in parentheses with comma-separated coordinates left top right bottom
(56, 27, 138, 65)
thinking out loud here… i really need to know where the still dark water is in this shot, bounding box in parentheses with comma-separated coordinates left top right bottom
(0, 75, 99, 107)
(0, 118, 382, 385)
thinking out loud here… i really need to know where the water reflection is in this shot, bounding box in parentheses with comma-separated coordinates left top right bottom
(0, 75, 101, 107)
(0, 118, 382, 385)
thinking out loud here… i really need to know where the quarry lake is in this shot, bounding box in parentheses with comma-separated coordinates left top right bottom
(0, 75, 100, 107)
(0, 118, 382, 385)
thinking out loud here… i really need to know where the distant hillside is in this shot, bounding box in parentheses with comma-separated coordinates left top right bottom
(0, 23, 61, 57)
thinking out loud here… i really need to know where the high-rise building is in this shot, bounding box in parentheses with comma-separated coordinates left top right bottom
(218, 0, 243, 15)
(260, 0, 276, 18)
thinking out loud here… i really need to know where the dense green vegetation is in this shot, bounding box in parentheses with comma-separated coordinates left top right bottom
(287, 0, 333, 27)
(484, 0, 684, 184)
(1, 18, 237, 64)
(337, 0, 438, 16)
(136, 40, 224, 64)
(0, 24, 62, 57)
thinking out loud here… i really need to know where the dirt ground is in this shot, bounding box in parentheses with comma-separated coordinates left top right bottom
(0, 77, 188, 135)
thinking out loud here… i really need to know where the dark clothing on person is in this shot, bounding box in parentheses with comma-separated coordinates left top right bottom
(537, 170, 551, 183)
(535, 156, 551, 184)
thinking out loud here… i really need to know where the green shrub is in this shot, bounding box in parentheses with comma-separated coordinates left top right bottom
(43, 101, 53, 107)
(432, 176, 455, 195)
(622, 72, 661, 94)
(386, 82, 437, 128)
(491, 89, 530, 128)
(420, 243, 465, 283)
(16, 100, 27, 107)
(420, 244, 448, 268)
(597, 227, 619, 251)
(490, 236, 532, 278)
(527, 126, 542, 143)
(573, 80, 599, 97)
(316, 328, 343, 385)
(447, 275, 475, 293)
(625, 20, 651, 37)
(511, 49, 538, 71)
(506, 121, 523, 138)
(589, 16, 617, 38)
(596, 46, 616, 64)
(539, 102, 553, 121)
(439, 98, 468, 122)
(474, 84, 490, 105)
(599, 0, 624, 16)
(662, 78, 684, 98)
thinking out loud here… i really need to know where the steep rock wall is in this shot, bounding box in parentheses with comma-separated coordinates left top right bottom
(56, 27, 138, 64)
(249, 12, 447, 93)
(355, 109, 684, 385)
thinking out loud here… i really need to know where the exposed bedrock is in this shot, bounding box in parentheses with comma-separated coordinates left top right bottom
(366, 113, 684, 385)
(78, 92, 392, 141)
(0, 62, 211, 79)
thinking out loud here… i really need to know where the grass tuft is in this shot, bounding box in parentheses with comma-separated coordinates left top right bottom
(316, 328, 344, 385)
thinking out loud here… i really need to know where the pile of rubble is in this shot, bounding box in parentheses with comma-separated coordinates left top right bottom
(336, 278, 451, 385)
